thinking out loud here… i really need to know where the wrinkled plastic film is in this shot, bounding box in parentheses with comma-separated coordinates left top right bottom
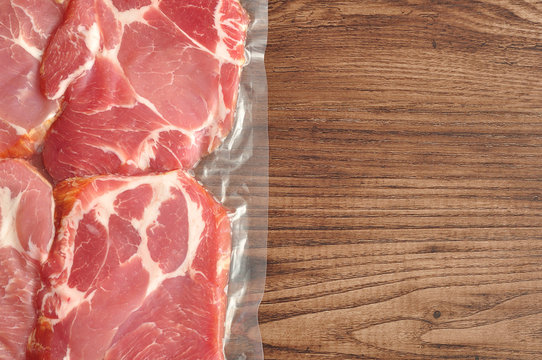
(195, 0, 268, 359)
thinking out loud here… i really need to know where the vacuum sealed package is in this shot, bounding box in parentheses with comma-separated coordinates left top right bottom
(0, 0, 267, 358)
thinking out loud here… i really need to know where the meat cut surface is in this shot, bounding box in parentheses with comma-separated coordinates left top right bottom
(0, 0, 63, 157)
(0, 159, 54, 359)
(28, 170, 231, 360)
(42, 0, 249, 181)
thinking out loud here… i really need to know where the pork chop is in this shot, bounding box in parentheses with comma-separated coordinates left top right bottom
(41, 0, 249, 181)
(0, 159, 54, 359)
(28, 169, 231, 360)
(0, 0, 63, 157)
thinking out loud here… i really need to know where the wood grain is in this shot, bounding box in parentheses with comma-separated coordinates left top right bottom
(262, 1, 542, 359)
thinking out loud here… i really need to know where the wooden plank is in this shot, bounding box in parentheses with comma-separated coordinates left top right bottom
(263, 1, 542, 358)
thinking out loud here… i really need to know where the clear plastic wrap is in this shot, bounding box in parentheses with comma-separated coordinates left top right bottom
(195, 0, 268, 359)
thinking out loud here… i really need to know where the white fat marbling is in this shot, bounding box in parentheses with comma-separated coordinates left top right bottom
(0, 187, 23, 253)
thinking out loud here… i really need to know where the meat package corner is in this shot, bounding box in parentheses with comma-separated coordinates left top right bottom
(0, 0, 268, 358)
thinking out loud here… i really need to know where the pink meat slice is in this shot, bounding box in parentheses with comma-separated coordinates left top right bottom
(41, 0, 249, 181)
(0, 159, 54, 359)
(28, 169, 232, 360)
(0, 0, 63, 157)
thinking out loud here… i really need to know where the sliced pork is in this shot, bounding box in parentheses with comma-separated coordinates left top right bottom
(0, 159, 54, 359)
(0, 0, 63, 157)
(41, 0, 249, 181)
(28, 169, 231, 360)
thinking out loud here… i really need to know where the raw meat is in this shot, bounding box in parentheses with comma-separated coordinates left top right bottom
(0, 159, 54, 359)
(0, 0, 63, 157)
(41, 0, 249, 181)
(27, 169, 232, 360)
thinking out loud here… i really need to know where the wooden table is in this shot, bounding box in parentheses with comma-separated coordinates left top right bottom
(261, 1, 542, 359)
